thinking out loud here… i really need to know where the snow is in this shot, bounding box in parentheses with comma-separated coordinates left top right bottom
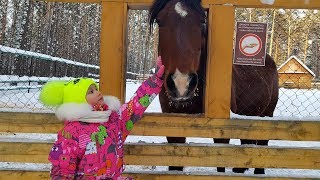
(0, 78, 320, 177)
(0, 45, 99, 69)
(3, 78, 320, 119)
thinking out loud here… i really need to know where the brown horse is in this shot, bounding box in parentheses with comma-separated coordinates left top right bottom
(149, 0, 208, 171)
(149, 0, 279, 174)
(231, 53, 279, 174)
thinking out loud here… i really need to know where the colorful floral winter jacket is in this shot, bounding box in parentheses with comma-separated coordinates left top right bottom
(49, 75, 163, 180)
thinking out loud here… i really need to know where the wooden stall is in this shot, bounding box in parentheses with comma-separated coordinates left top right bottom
(278, 56, 315, 89)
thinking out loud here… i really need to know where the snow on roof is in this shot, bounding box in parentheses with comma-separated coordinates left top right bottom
(0, 45, 99, 69)
(277, 55, 315, 77)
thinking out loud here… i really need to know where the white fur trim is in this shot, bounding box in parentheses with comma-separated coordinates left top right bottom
(78, 110, 112, 123)
(55, 103, 110, 123)
(104, 96, 121, 111)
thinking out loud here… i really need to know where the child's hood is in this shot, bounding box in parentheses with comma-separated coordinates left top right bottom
(55, 96, 121, 123)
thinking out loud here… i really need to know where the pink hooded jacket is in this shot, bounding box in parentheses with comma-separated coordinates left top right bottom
(48, 75, 163, 180)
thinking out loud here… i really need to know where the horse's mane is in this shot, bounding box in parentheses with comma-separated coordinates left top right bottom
(148, 0, 206, 31)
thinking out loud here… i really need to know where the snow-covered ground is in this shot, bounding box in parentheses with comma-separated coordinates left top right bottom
(0, 78, 320, 177)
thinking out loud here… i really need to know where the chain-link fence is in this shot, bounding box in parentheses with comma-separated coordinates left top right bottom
(234, 8, 320, 118)
(0, 1, 101, 111)
(126, 10, 158, 82)
(1, 2, 320, 118)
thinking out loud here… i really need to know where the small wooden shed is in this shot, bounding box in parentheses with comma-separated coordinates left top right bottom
(277, 56, 315, 89)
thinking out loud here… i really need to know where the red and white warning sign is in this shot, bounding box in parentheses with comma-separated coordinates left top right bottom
(234, 22, 267, 66)
(239, 33, 262, 56)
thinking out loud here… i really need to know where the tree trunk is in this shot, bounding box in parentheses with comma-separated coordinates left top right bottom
(269, 10, 276, 56)
(287, 17, 291, 58)
(0, 0, 8, 44)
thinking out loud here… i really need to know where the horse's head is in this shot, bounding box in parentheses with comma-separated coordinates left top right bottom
(149, 0, 206, 102)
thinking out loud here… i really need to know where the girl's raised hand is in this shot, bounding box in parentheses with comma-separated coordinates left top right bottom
(155, 56, 165, 79)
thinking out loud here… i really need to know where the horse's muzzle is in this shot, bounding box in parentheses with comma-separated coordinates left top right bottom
(165, 73, 198, 100)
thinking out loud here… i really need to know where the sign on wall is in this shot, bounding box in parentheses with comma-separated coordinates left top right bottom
(233, 22, 267, 66)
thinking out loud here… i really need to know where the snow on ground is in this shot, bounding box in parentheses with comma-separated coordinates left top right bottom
(0, 79, 320, 177)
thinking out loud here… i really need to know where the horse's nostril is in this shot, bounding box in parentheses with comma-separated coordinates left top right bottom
(189, 73, 198, 90)
(166, 74, 176, 90)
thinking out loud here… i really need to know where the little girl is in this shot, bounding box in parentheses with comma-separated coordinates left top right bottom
(40, 56, 164, 180)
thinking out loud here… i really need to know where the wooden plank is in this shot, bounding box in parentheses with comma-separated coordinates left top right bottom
(203, 0, 320, 9)
(38, 0, 320, 9)
(0, 142, 319, 169)
(99, 1, 126, 102)
(133, 115, 320, 141)
(0, 112, 320, 141)
(0, 170, 310, 180)
(126, 1, 210, 9)
(0, 171, 50, 180)
(205, 5, 234, 119)
(0, 113, 62, 134)
(34, 0, 101, 3)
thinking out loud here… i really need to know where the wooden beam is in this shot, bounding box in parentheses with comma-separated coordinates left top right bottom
(1, 142, 319, 169)
(126, 1, 210, 9)
(0, 171, 50, 180)
(34, 0, 100, 3)
(0, 112, 320, 141)
(99, 1, 127, 102)
(0, 170, 309, 180)
(37, 0, 320, 9)
(205, 5, 234, 119)
(203, 0, 320, 9)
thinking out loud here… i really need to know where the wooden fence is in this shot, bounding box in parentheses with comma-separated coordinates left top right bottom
(0, 112, 319, 179)
(0, 0, 320, 179)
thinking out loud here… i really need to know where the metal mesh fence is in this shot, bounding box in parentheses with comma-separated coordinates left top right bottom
(126, 10, 158, 82)
(234, 8, 320, 118)
(0, 1, 101, 111)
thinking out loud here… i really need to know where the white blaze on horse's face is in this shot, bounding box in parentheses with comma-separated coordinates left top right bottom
(174, 2, 188, 18)
(172, 69, 190, 97)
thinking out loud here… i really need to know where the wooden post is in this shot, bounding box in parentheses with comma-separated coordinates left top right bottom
(205, 5, 235, 118)
(100, 1, 127, 103)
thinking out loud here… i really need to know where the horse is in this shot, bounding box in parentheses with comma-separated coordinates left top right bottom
(230, 53, 279, 174)
(149, 0, 279, 174)
(149, 0, 210, 171)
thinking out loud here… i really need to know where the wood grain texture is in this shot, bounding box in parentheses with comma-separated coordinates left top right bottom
(100, 1, 126, 102)
(0, 170, 310, 180)
(1, 142, 319, 169)
(205, 5, 234, 118)
(38, 0, 320, 9)
(1, 112, 319, 141)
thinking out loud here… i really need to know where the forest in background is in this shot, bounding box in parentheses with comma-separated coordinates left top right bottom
(0, 1, 320, 80)
(236, 8, 320, 77)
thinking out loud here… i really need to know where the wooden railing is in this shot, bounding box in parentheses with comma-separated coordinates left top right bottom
(0, 112, 319, 179)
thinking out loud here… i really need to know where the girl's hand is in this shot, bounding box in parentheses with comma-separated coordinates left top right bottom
(155, 56, 165, 79)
